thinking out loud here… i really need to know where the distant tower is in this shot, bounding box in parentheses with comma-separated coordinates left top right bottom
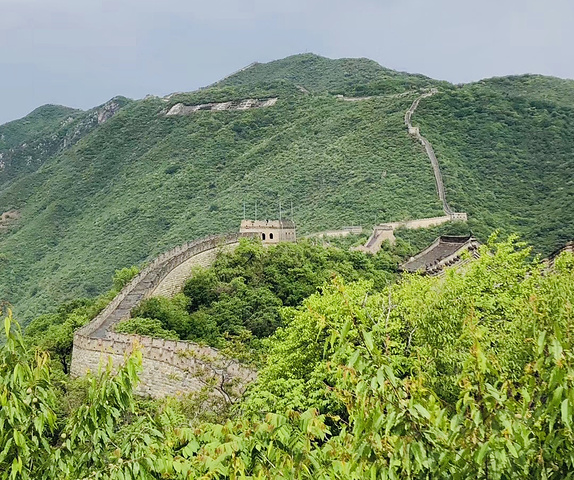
(239, 219, 297, 244)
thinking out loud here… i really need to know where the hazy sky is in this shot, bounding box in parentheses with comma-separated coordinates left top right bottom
(1, 0, 573, 124)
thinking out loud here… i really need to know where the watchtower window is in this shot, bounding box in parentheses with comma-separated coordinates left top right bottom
(269, 233, 274, 239)
(262, 233, 266, 240)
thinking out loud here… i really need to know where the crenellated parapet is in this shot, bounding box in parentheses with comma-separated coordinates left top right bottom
(71, 232, 257, 400)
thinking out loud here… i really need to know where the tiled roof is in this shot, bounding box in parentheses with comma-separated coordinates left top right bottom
(400, 236, 479, 274)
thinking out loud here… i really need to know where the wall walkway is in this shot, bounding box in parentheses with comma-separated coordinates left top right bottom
(357, 215, 469, 254)
(357, 89, 469, 254)
(71, 233, 256, 399)
(404, 89, 453, 215)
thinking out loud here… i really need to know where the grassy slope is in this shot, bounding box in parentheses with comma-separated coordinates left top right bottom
(413, 77, 574, 253)
(0, 71, 443, 319)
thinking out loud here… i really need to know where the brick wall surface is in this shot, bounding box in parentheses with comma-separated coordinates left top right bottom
(71, 233, 256, 399)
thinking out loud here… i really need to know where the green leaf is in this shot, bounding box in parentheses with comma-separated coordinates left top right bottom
(413, 404, 431, 420)
(507, 440, 519, 459)
(363, 331, 374, 352)
(477, 442, 489, 464)
(562, 398, 571, 429)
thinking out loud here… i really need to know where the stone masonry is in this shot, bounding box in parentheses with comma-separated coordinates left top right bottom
(357, 213, 469, 254)
(404, 89, 454, 216)
(239, 219, 297, 244)
(151, 244, 237, 298)
(71, 233, 257, 399)
(356, 89, 468, 255)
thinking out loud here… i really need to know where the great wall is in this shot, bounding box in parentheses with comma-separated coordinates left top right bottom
(358, 89, 467, 253)
(404, 89, 453, 216)
(70, 87, 467, 398)
(357, 213, 467, 254)
(67, 83, 574, 399)
(71, 233, 257, 400)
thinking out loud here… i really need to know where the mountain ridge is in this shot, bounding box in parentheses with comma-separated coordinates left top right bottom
(7, 55, 574, 128)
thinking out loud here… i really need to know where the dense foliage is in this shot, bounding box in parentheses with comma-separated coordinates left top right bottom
(0, 60, 443, 320)
(0, 105, 78, 150)
(484, 74, 574, 107)
(218, 53, 442, 96)
(118, 239, 404, 346)
(4, 238, 574, 478)
(0, 99, 131, 191)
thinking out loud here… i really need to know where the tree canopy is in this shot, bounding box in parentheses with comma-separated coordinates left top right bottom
(4, 237, 574, 478)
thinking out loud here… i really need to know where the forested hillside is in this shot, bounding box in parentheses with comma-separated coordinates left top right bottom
(414, 75, 574, 251)
(5, 239, 574, 478)
(0, 104, 77, 150)
(0, 53, 573, 319)
(0, 98, 131, 190)
(216, 54, 444, 95)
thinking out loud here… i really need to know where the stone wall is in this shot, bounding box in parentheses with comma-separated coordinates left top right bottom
(71, 233, 257, 399)
(356, 89, 469, 255)
(307, 226, 363, 239)
(450, 212, 468, 221)
(151, 244, 236, 297)
(401, 215, 453, 230)
(547, 242, 574, 268)
(357, 214, 468, 254)
(239, 219, 297, 244)
(71, 332, 256, 399)
(404, 89, 454, 216)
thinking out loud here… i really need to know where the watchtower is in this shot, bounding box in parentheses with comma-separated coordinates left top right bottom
(239, 219, 297, 244)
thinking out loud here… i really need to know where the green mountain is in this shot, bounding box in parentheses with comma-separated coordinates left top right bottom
(0, 98, 131, 190)
(0, 105, 78, 149)
(215, 54, 441, 94)
(0, 53, 573, 320)
(414, 75, 574, 249)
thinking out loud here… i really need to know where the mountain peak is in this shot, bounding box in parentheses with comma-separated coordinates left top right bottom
(215, 53, 398, 94)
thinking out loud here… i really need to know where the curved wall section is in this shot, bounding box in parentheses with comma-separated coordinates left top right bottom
(71, 233, 256, 399)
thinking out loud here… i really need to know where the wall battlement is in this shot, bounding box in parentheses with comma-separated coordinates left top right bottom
(71, 233, 257, 399)
(357, 213, 468, 254)
(239, 219, 297, 244)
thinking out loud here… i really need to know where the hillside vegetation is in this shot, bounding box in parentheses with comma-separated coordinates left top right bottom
(5, 240, 574, 478)
(0, 98, 131, 190)
(217, 54, 442, 95)
(414, 75, 574, 251)
(0, 104, 78, 150)
(0, 53, 573, 319)
(483, 74, 574, 107)
(116, 239, 407, 347)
